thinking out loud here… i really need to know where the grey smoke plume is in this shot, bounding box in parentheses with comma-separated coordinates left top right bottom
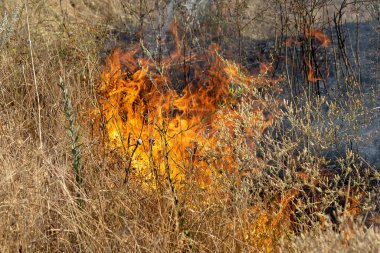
(162, 0, 210, 35)
(162, 0, 175, 34)
(184, 0, 209, 14)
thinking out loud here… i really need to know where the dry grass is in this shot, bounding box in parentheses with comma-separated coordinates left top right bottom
(0, 0, 379, 252)
(281, 219, 380, 252)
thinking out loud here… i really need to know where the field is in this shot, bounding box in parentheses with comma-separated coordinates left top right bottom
(0, 0, 379, 252)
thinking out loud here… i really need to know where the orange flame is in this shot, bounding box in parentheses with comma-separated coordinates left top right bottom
(305, 28, 330, 47)
(304, 57, 323, 83)
(95, 27, 274, 188)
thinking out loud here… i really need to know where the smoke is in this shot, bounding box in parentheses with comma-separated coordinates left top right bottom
(184, 0, 209, 13)
(162, 0, 175, 35)
(162, 0, 210, 35)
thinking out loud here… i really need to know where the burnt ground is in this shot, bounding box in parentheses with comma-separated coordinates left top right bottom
(225, 21, 380, 169)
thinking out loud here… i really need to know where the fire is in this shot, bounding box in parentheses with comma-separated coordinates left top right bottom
(304, 57, 323, 83)
(285, 29, 330, 48)
(285, 29, 330, 83)
(91, 25, 374, 252)
(96, 28, 273, 188)
(305, 28, 330, 47)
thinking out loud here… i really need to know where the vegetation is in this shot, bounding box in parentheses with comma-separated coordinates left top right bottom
(0, 0, 379, 252)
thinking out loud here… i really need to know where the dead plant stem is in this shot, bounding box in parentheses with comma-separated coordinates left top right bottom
(25, 0, 43, 149)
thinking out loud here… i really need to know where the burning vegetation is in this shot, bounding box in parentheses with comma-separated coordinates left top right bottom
(92, 24, 379, 251)
(93, 23, 380, 253)
(96, 26, 275, 188)
(286, 28, 331, 84)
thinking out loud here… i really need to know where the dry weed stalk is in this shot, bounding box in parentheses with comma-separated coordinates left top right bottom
(25, 1, 43, 149)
